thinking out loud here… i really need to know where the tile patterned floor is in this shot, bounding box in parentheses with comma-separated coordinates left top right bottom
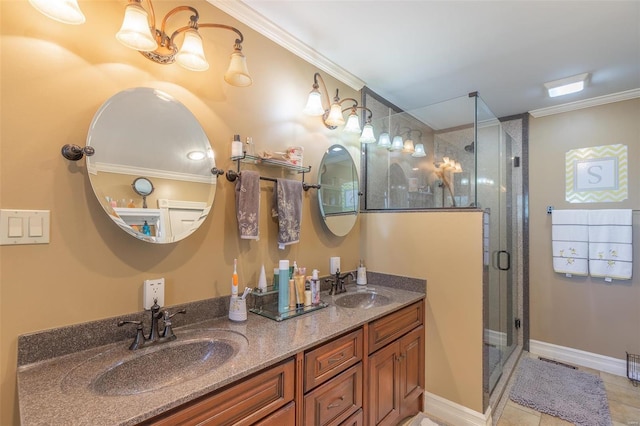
(496, 353, 640, 426)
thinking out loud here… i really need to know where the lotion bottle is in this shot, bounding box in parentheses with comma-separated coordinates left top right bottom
(357, 260, 367, 285)
(231, 134, 243, 157)
(311, 269, 320, 305)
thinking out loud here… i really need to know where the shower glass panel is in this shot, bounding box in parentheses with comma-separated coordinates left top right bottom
(363, 92, 520, 404)
(364, 95, 477, 210)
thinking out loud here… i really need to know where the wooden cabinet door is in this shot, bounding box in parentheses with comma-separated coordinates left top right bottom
(399, 325, 424, 418)
(367, 341, 399, 426)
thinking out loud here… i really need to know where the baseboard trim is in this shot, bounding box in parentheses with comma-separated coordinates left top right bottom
(424, 392, 492, 426)
(529, 339, 626, 377)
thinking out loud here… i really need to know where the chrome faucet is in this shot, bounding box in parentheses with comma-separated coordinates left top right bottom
(326, 269, 354, 295)
(118, 299, 186, 350)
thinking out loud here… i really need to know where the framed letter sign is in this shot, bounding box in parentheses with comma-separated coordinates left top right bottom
(565, 144, 628, 203)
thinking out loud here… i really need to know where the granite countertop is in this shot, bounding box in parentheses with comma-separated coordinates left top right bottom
(17, 276, 425, 426)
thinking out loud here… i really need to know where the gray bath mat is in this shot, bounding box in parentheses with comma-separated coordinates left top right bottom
(509, 357, 612, 426)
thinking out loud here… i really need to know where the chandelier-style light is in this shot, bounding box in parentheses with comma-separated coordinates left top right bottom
(303, 72, 376, 143)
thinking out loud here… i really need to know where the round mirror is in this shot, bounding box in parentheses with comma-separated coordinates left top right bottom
(317, 145, 359, 236)
(86, 87, 218, 243)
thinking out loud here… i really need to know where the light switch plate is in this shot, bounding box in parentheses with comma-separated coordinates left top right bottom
(330, 257, 341, 274)
(0, 210, 50, 245)
(143, 278, 165, 310)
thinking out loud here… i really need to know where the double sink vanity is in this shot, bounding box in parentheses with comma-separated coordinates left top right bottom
(17, 273, 425, 426)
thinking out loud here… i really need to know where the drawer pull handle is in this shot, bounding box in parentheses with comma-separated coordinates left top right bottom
(327, 396, 345, 409)
(328, 352, 345, 364)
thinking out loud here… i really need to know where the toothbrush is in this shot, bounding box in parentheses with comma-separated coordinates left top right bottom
(232, 258, 238, 297)
(241, 287, 252, 300)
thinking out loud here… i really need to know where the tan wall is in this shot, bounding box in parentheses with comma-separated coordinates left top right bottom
(361, 211, 485, 413)
(0, 1, 362, 424)
(529, 98, 640, 358)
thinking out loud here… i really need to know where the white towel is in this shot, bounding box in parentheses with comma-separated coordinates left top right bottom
(551, 210, 589, 276)
(588, 209, 632, 281)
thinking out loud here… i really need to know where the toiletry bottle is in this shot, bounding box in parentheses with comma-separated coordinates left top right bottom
(232, 258, 239, 297)
(257, 265, 267, 292)
(231, 134, 243, 157)
(273, 267, 279, 291)
(357, 259, 367, 285)
(289, 278, 296, 310)
(245, 136, 255, 157)
(294, 273, 306, 309)
(278, 260, 289, 313)
(311, 269, 320, 305)
(142, 220, 151, 236)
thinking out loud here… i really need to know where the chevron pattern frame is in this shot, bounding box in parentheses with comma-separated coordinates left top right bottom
(566, 144, 628, 203)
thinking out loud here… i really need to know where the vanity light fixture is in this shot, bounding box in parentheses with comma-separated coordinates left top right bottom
(412, 144, 427, 157)
(303, 72, 376, 143)
(29, 0, 86, 25)
(377, 132, 391, 148)
(30, 0, 252, 86)
(544, 73, 589, 98)
(389, 136, 404, 152)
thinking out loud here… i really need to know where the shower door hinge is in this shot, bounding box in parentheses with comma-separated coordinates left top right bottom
(515, 318, 521, 329)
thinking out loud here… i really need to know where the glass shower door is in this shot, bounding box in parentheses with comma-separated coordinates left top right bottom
(476, 96, 519, 395)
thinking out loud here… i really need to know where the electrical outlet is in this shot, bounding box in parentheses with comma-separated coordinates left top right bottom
(143, 278, 165, 310)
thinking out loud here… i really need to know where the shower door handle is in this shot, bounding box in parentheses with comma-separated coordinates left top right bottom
(497, 250, 511, 271)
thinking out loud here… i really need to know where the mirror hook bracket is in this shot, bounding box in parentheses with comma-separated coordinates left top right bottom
(61, 144, 95, 161)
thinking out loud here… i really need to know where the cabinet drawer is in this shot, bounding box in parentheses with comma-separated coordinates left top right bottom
(304, 328, 363, 392)
(142, 358, 294, 426)
(368, 301, 423, 354)
(304, 363, 363, 426)
(253, 401, 295, 426)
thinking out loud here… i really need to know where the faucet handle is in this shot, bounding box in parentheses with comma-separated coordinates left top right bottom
(161, 309, 186, 339)
(117, 320, 145, 350)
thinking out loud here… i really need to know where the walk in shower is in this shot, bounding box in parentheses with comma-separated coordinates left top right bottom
(362, 91, 526, 411)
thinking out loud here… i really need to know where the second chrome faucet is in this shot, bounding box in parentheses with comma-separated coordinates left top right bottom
(118, 299, 186, 350)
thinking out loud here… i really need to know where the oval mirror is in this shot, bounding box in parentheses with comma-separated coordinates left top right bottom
(317, 145, 359, 236)
(86, 87, 218, 243)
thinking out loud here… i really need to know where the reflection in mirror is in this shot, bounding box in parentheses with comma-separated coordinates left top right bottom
(132, 177, 154, 208)
(317, 145, 359, 237)
(86, 87, 217, 244)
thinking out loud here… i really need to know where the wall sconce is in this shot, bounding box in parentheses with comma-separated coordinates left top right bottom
(303, 72, 376, 143)
(29, 0, 252, 86)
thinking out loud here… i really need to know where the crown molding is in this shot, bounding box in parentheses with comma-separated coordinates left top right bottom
(529, 88, 640, 118)
(211, 1, 366, 90)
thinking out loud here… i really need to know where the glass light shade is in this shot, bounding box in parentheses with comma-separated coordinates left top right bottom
(359, 123, 376, 143)
(116, 3, 158, 51)
(343, 112, 361, 134)
(30, 0, 85, 24)
(403, 139, 415, 153)
(389, 136, 404, 151)
(175, 29, 209, 71)
(378, 132, 391, 147)
(412, 143, 426, 157)
(325, 103, 345, 127)
(224, 49, 252, 86)
(303, 90, 325, 116)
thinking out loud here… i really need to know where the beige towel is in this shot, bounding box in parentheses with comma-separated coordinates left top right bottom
(271, 179, 302, 249)
(235, 170, 260, 240)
